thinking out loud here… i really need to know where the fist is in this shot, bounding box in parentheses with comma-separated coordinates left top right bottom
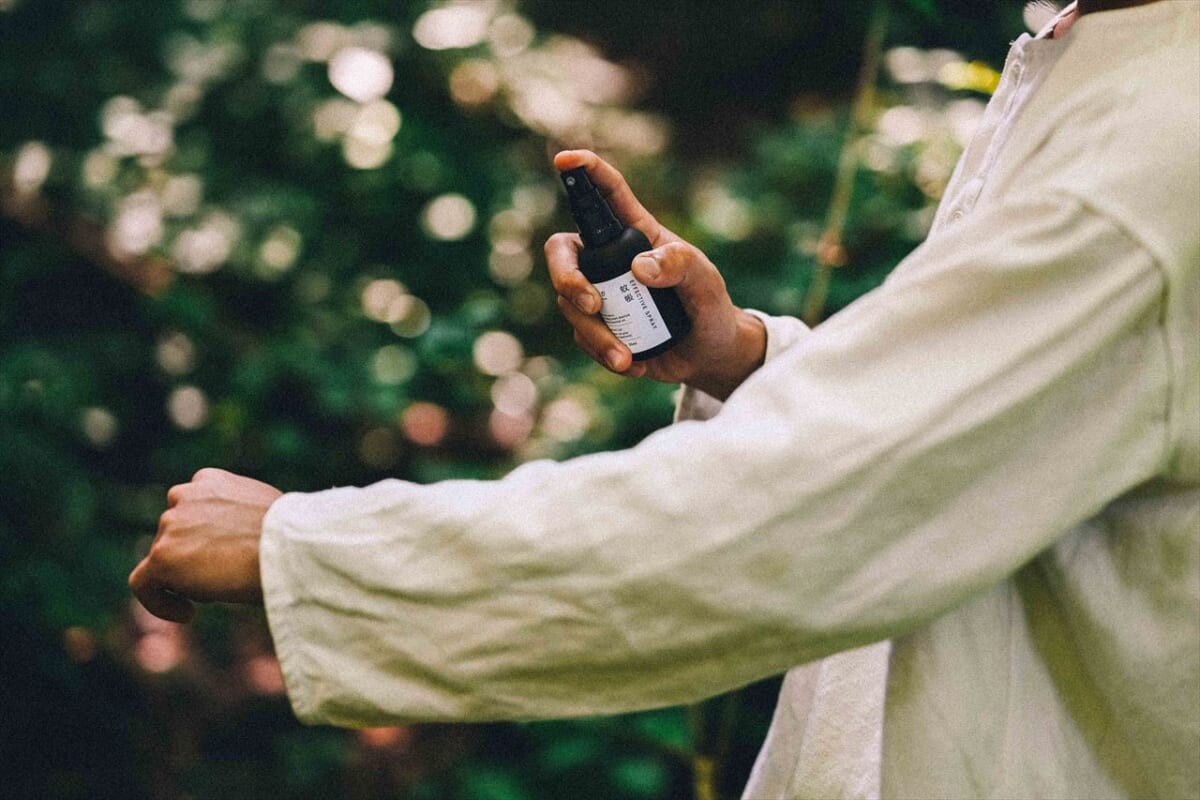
(129, 468, 282, 623)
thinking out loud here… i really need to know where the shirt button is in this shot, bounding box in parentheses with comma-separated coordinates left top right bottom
(951, 209, 965, 221)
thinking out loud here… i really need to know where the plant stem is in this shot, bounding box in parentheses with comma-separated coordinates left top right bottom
(802, 0, 890, 326)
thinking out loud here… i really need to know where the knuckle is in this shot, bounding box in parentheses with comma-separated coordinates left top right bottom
(660, 240, 695, 266)
(148, 539, 170, 566)
(192, 467, 222, 482)
(543, 232, 578, 262)
(157, 508, 177, 536)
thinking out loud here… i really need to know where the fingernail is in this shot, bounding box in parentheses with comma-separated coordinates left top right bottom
(576, 291, 597, 313)
(605, 348, 624, 370)
(636, 254, 660, 281)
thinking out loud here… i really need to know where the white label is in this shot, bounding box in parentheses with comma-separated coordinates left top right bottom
(593, 271, 671, 354)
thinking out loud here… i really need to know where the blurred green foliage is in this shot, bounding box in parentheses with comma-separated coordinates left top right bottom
(1, 0, 1027, 797)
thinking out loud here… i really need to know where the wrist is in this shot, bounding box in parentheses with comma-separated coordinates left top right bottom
(690, 309, 767, 401)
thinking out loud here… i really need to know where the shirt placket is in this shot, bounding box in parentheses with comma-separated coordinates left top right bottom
(933, 33, 1063, 232)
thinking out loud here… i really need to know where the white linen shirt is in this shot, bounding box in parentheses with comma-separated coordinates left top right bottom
(261, 3, 1200, 798)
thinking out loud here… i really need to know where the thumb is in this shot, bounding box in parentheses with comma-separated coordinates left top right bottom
(631, 241, 722, 307)
(632, 241, 698, 288)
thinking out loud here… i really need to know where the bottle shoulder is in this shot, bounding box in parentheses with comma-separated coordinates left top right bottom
(578, 228, 653, 281)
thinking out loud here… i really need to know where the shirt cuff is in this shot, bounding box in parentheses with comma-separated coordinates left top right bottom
(674, 309, 809, 423)
(260, 492, 321, 724)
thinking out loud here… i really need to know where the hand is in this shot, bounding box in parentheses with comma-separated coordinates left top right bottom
(129, 468, 282, 623)
(545, 149, 766, 401)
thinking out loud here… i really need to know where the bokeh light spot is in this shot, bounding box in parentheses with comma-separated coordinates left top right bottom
(541, 396, 590, 442)
(257, 225, 303, 274)
(81, 407, 119, 447)
(884, 46, 931, 84)
(328, 47, 394, 103)
(342, 136, 393, 169)
(693, 185, 753, 241)
(63, 626, 98, 663)
(421, 193, 476, 241)
(156, 331, 197, 375)
(361, 279, 407, 322)
(358, 726, 412, 749)
(349, 99, 402, 145)
(488, 13, 535, 58)
(946, 99, 986, 147)
(297, 21, 347, 62)
(607, 113, 669, 157)
(161, 174, 204, 217)
(312, 97, 358, 142)
(167, 385, 209, 430)
(135, 631, 185, 673)
(401, 402, 449, 446)
(473, 331, 523, 376)
(488, 249, 533, 285)
(172, 212, 239, 274)
(449, 59, 501, 107)
(489, 408, 534, 449)
(82, 149, 118, 187)
(108, 190, 164, 259)
(490, 371, 537, 415)
(101, 98, 174, 159)
(412, 4, 493, 51)
(878, 106, 925, 146)
(371, 345, 417, 385)
(13, 141, 52, 194)
(389, 297, 432, 338)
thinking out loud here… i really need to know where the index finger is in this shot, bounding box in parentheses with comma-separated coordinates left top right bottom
(129, 558, 196, 623)
(553, 150, 669, 246)
(544, 232, 601, 314)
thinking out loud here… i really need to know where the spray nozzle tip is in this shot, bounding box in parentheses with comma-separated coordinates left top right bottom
(560, 166, 622, 247)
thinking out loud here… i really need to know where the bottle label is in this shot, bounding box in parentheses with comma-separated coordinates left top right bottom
(593, 271, 671, 354)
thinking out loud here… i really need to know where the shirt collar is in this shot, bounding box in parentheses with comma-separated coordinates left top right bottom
(1035, 1, 1080, 39)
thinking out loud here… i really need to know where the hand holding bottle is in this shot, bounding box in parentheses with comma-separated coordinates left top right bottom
(545, 150, 766, 401)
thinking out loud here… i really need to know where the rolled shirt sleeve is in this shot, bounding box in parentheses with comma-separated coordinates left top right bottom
(261, 193, 1169, 727)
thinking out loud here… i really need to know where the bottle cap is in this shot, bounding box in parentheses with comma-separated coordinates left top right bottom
(560, 167, 623, 248)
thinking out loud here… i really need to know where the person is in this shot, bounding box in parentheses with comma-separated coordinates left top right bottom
(129, 0, 1199, 796)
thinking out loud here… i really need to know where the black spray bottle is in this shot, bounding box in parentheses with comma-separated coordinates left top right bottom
(560, 166, 691, 361)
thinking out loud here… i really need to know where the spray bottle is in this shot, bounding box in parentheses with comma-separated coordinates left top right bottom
(560, 166, 691, 361)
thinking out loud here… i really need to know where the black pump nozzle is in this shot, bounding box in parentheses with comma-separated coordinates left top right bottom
(560, 167, 623, 248)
